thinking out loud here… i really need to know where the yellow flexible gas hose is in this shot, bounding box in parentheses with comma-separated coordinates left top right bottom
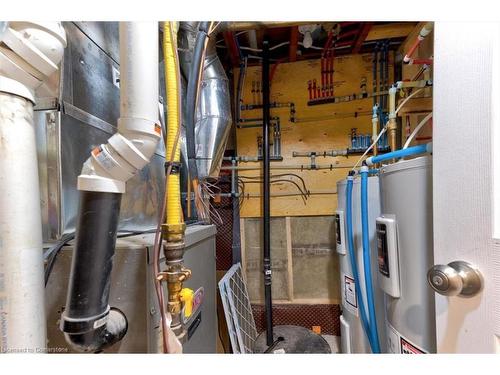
(163, 21, 182, 226)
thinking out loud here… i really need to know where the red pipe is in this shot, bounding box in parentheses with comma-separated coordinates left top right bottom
(337, 29, 358, 40)
(403, 22, 433, 64)
(321, 56, 325, 96)
(410, 58, 433, 65)
(323, 31, 333, 58)
(330, 45, 335, 97)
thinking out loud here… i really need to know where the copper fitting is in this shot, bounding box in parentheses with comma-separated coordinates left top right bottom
(387, 118, 398, 152)
(158, 266, 191, 336)
(161, 222, 186, 243)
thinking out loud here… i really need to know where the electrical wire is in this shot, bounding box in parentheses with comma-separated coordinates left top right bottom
(43, 229, 158, 286)
(351, 126, 388, 171)
(238, 177, 309, 204)
(395, 87, 424, 115)
(403, 112, 433, 149)
(238, 173, 308, 195)
(44, 232, 75, 286)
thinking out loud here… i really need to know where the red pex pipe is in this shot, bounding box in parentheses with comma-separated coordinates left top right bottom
(321, 56, 325, 96)
(410, 58, 433, 65)
(330, 45, 335, 97)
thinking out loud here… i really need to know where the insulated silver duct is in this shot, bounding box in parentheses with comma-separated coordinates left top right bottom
(178, 22, 232, 180)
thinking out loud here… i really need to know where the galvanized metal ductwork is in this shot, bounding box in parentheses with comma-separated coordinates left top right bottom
(178, 22, 232, 180)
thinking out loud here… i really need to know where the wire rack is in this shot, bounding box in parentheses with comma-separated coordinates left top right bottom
(218, 263, 258, 353)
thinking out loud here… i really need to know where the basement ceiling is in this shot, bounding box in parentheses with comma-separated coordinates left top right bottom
(216, 21, 418, 67)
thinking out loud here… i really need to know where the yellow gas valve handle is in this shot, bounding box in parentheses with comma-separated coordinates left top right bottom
(179, 288, 194, 317)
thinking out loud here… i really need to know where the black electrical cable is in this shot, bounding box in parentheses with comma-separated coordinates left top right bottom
(238, 173, 308, 196)
(44, 232, 75, 286)
(186, 21, 211, 181)
(238, 178, 309, 203)
(44, 228, 158, 286)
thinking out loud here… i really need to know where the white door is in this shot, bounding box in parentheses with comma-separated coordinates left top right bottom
(432, 22, 500, 353)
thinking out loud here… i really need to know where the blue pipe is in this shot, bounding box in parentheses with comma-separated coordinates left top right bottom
(360, 167, 381, 353)
(365, 143, 432, 166)
(345, 176, 373, 350)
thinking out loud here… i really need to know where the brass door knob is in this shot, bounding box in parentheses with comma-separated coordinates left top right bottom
(427, 261, 483, 297)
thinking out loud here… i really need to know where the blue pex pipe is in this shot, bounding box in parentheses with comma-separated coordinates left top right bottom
(365, 143, 431, 166)
(345, 176, 373, 350)
(360, 168, 381, 353)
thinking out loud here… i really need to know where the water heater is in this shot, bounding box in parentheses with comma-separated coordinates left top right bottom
(336, 177, 386, 353)
(377, 156, 436, 353)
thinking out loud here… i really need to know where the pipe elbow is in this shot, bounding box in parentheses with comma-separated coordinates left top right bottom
(62, 307, 128, 353)
(77, 124, 161, 193)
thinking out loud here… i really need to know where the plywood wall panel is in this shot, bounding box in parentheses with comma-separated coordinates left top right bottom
(235, 53, 394, 217)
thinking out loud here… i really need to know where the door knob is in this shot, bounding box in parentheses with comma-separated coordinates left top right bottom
(427, 261, 483, 297)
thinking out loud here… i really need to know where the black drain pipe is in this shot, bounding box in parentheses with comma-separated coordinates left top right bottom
(60, 191, 127, 352)
(262, 39, 274, 346)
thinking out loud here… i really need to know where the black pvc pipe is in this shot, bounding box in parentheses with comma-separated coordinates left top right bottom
(262, 39, 274, 346)
(186, 21, 210, 181)
(60, 191, 127, 352)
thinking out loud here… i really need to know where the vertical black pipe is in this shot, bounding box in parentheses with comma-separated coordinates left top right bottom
(262, 39, 273, 346)
(60, 191, 127, 352)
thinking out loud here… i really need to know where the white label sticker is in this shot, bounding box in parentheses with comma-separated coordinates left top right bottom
(93, 315, 108, 329)
(342, 273, 358, 317)
(386, 321, 427, 354)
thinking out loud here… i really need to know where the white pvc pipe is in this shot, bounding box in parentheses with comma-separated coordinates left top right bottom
(0, 86, 46, 353)
(78, 22, 160, 194)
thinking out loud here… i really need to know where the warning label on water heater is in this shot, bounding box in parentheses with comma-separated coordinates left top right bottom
(387, 322, 427, 354)
(342, 274, 358, 317)
(400, 337, 426, 354)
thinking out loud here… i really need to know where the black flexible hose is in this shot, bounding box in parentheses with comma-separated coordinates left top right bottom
(186, 21, 211, 181)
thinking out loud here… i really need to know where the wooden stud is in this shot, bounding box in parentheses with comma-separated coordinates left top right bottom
(397, 22, 428, 55)
(240, 217, 247, 281)
(289, 26, 299, 62)
(223, 31, 240, 68)
(352, 22, 373, 54)
(365, 22, 416, 42)
(285, 216, 294, 301)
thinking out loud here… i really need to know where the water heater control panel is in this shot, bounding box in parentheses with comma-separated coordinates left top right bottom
(376, 215, 401, 298)
(335, 210, 346, 255)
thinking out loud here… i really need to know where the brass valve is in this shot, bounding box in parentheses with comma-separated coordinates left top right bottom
(161, 222, 186, 243)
